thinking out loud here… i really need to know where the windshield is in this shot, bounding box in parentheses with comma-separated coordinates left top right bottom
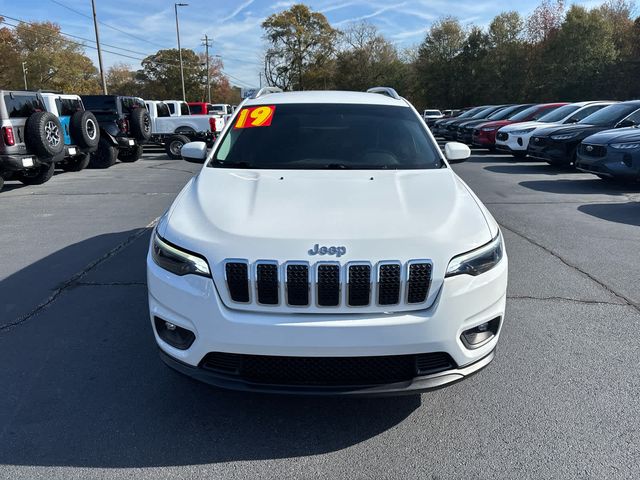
(210, 103, 443, 170)
(209, 105, 226, 113)
(509, 105, 552, 122)
(579, 103, 640, 126)
(455, 107, 484, 119)
(190, 104, 203, 114)
(470, 106, 499, 119)
(537, 104, 580, 123)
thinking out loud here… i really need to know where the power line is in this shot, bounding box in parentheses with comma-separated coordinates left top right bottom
(48, 0, 169, 50)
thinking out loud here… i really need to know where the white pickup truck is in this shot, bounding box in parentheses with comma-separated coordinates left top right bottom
(145, 100, 224, 159)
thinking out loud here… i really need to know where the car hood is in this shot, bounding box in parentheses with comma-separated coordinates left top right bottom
(476, 120, 513, 130)
(500, 121, 557, 132)
(582, 127, 640, 144)
(160, 167, 495, 291)
(533, 123, 607, 139)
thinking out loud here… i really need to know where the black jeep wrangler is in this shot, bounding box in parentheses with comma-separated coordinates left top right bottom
(80, 95, 152, 169)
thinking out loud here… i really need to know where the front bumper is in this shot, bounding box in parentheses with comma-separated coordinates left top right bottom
(528, 138, 576, 164)
(495, 133, 528, 153)
(576, 149, 640, 181)
(159, 347, 496, 396)
(147, 247, 508, 394)
(472, 131, 497, 148)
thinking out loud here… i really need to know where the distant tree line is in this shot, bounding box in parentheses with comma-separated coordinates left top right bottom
(262, 1, 640, 109)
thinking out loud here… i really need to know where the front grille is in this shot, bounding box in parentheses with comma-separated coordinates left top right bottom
(496, 132, 508, 141)
(580, 144, 607, 157)
(222, 259, 433, 310)
(200, 352, 456, 386)
(473, 129, 480, 136)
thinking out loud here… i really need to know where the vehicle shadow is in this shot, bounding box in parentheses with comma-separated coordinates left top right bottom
(484, 163, 570, 175)
(0, 230, 420, 469)
(578, 202, 640, 226)
(519, 178, 640, 195)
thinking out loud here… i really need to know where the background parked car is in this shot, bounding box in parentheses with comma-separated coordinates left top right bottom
(0, 90, 64, 189)
(472, 102, 567, 151)
(576, 127, 640, 182)
(448, 105, 512, 141)
(528, 101, 640, 166)
(443, 105, 497, 140)
(456, 104, 534, 145)
(423, 109, 444, 127)
(81, 95, 152, 168)
(41, 93, 100, 172)
(432, 106, 486, 137)
(495, 101, 615, 158)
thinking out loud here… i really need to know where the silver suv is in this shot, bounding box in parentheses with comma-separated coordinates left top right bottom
(0, 90, 65, 190)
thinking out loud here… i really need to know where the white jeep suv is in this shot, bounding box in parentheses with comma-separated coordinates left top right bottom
(147, 87, 508, 395)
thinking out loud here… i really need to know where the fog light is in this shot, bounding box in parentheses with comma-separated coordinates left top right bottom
(461, 317, 500, 349)
(154, 316, 195, 350)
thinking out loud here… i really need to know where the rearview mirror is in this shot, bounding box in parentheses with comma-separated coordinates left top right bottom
(181, 141, 207, 163)
(444, 142, 471, 163)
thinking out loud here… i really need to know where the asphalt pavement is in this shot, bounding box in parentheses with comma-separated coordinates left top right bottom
(0, 145, 639, 479)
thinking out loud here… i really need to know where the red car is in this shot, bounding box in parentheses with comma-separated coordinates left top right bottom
(471, 103, 568, 150)
(187, 102, 213, 115)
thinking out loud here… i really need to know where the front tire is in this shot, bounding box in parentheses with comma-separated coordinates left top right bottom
(61, 153, 90, 172)
(16, 162, 55, 185)
(165, 134, 191, 159)
(118, 145, 144, 163)
(89, 138, 118, 169)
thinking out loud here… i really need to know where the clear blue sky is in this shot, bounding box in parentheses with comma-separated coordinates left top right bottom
(0, 0, 610, 89)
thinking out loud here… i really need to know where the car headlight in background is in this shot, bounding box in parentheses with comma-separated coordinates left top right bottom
(152, 233, 211, 277)
(610, 142, 640, 150)
(550, 133, 578, 140)
(446, 233, 504, 278)
(510, 127, 536, 135)
(481, 127, 498, 132)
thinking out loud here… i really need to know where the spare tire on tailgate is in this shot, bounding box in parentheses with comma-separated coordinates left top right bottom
(70, 110, 100, 149)
(25, 111, 65, 157)
(129, 107, 152, 142)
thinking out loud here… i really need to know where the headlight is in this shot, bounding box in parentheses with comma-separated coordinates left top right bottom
(446, 233, 504, 278)
(510, 127, 536, 135)
(611, 142, 640, 150)
(550, 133, 578, 140)
(152, 233, 211, 277)
(481, 127, 498, 132)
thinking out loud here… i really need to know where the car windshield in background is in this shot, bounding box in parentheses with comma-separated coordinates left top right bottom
(509, 105, 546, 121)
(536, 104, 580, 123)
(180, 103, 190, 115)
(211, 103, 443, 170)
(4, 94, 45, 118)
(470, 107, 497, 119)
(487, 105, 521, 120)
(579, 103, 640, 126)
(209, 105, 225, 113)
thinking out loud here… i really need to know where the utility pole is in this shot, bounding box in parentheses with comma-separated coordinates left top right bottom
(21, 62, 28, 90)
(91, 0, 108, 94)
(175, 3, 188, 102)
(201, 34, 212, 103)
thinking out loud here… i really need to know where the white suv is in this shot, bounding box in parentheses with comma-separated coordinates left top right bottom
(147, 87, 508, 395)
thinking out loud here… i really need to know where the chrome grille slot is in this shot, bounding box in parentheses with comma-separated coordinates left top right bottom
(286, 263, 310, 306)
(256, 262, 279, 305)
(225, 261, 250, 303)
(377, 263, 401, 306)
(407, 262, 432, 304)
(316, 263, 340, 307)
(347, 263, 372, 307)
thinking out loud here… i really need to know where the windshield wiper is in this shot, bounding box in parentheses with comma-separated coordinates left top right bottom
(326, 163, 351, 169)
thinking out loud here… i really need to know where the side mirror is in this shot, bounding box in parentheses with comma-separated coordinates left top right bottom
(444, 142, 471, 163)
(617, 119, 636, 129)
(181, 141, 207, 163)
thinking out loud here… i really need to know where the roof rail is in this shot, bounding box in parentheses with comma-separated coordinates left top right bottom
(252, 87, 283, 99)
(366, 87, 400, 100)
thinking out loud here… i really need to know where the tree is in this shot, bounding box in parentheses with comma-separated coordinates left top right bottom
(487, 12, 528, 102)
(106, 63, 139, 96)
(0, 19, 99, 93)
(333, 22, 405, 92)
(262, 4, 338, 90)
(525, 0, 565, 43)
(136, 49, 205, 100)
